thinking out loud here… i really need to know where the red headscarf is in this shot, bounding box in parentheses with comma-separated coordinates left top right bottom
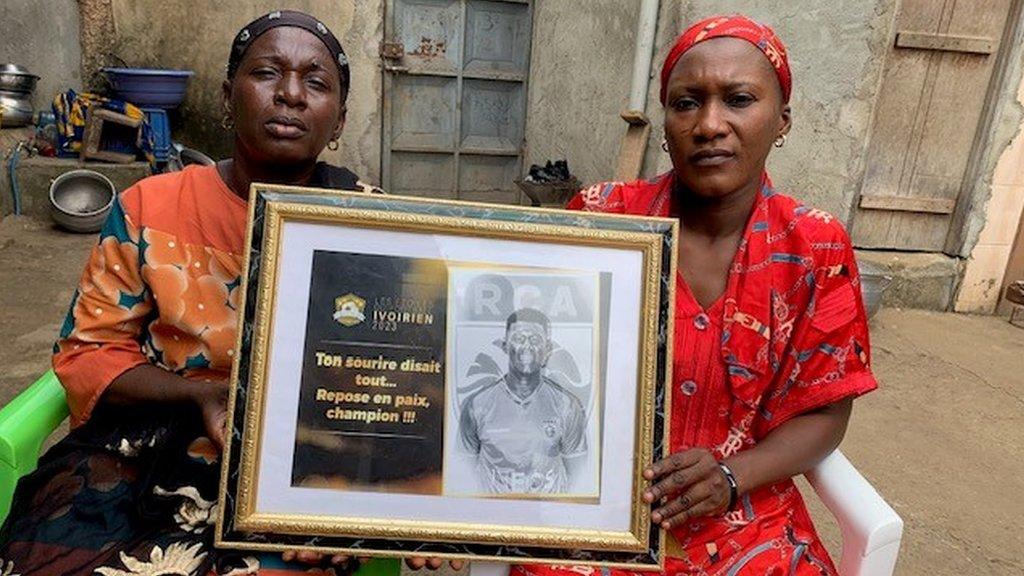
(659, 15, 792, 105)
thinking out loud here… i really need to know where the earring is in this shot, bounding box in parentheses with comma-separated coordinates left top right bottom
(774, 134, 787, 148)
(661, 139, 669, 152)
(221, 113, 234, 131)
(327, 139, 340, 151)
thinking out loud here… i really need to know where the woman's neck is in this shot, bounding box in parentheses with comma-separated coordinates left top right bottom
(672, 175, 761, 239)
(217, 154, 319, 200)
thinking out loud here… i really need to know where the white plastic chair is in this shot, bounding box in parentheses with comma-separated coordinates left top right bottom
(469, 449, 903, 576)
(805, 450, 904, 575)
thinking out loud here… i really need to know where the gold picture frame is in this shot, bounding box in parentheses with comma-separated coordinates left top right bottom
(215, 184, 677, 569)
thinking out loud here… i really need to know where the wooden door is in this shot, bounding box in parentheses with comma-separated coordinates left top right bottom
(852, 0, 1016, 251)
(381, 0, 533, 203)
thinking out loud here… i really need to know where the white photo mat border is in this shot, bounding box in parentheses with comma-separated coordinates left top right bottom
(254, 220, 643, 533)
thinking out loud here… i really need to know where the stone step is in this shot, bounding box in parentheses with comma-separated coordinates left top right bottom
(1, 155, 150, 224)
(855, 249, 963, 312)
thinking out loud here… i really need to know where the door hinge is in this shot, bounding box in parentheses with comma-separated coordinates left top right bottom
(380, 41, 405, 60)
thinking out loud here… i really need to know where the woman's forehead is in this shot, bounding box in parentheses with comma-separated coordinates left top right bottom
(667, 37, 778, 90)
(241, 26, 337, 71)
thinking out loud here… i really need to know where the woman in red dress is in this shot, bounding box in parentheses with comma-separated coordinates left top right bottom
(520, 15, 877, 575)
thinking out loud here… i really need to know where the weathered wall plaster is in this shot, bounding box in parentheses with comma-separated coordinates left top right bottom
(951, 10, 1024, 262)
(75, 0, 1024, 301)
(957, 70, 1024, 313)
(2, 0, 82, 113)
(522, 0, 641, 187)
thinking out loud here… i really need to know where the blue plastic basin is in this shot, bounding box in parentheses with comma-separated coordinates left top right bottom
(102, 68, 194, 109)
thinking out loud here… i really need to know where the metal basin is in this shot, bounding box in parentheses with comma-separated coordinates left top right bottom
(0, 64, 39, 94)
(102, 67, 193, 109)
(0, 90, 33, 127)
(49, 170, 117, 233)
(179, 147, 214, 167)
(167, 145, 215, 172)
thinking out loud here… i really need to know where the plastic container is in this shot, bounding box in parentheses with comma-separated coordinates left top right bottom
(143, 108, 172, 163)
(102, 68, 194, 109)
(858, 261, 893, 320)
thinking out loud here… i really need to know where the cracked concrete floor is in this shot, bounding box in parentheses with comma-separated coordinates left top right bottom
(1, 215, 1022, 575)
(800, 306, 1024, 575)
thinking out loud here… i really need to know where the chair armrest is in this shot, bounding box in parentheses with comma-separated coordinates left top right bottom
(354, 558, 402, 576)
(804, 450, 903, 576)
(0, 370, 70, 474)
(0, 370, 70, 522)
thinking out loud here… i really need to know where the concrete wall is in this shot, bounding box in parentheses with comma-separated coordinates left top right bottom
(41, 0, 1024, 314)
(95, 0, 669, 190)
(522, 0, 646, 187)
(85, 0, 1022, 268)
(957, 75, 1024, 313)
(525, 0, 901, 225)
(952, 8, 1024, 313)
(84, 0, 900, 221)
(104, 0, 668, 191)
(951, 12, 1024, 262)
(1, 1, 82, 113)
(103, 0, 384, 183)
(2, 157, 150, 222)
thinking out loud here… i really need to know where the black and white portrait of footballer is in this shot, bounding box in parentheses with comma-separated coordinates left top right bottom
(445, 269, 601, 500)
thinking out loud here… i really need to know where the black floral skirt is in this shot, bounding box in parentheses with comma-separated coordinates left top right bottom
(0, 405, 348, 575)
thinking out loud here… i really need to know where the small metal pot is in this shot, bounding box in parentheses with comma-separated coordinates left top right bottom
(49, 170, 117, 233)
(0, 64, 39, 94)
(0, 90, 33, 127)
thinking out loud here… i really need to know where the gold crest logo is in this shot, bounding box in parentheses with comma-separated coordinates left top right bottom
(333, 293, 366, 327)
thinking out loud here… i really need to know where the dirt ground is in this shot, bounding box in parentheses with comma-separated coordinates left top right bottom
(1, 215, 1022, 575)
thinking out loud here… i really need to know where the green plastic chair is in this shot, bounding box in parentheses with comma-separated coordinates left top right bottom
(0, 370, 68, 522)
(0, 370, 399, 576)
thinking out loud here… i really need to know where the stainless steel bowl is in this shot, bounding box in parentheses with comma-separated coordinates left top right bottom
(0, 90, 33, 127)
(167, 145, 216, 172)
(0, 64, 34, 74)
(179, 147, 215, 167)
(49, 170, 117, 233)
(0, 64, 39, 94)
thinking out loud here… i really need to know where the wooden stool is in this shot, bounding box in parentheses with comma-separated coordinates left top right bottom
(81, 108, 141, 163)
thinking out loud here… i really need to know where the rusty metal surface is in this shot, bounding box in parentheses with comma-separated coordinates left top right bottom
(380, 41, 406, 60)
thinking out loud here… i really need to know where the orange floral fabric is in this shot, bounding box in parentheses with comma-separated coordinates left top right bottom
(54, 165, 248, 426)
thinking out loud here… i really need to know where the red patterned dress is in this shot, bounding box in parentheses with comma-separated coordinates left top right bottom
(517, 172, 877, 575)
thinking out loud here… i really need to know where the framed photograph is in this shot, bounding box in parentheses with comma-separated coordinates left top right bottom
(215, 185, 677, 570)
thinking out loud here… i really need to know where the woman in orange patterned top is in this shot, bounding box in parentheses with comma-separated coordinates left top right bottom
(0, 10, 383, 576)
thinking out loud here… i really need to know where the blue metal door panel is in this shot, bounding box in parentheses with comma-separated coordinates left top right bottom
(384, 0, 532, 202)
